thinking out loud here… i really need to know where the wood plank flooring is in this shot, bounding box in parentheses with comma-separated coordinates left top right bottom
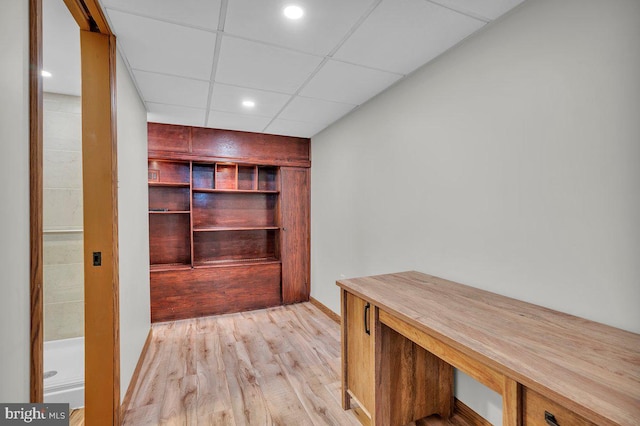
(69, 408, 84, 426)
(122, 302, 471, 426)
(122, 303, 361, 425)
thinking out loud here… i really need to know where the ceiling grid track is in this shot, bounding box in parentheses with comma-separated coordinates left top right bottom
(97, 5, 219, 33)
(426, 0, 491, 23)
(204, 0, 229, 128)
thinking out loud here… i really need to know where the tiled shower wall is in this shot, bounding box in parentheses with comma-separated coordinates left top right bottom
(43, 92, 84, 341)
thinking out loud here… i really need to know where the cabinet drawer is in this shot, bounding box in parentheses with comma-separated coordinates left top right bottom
(523, 388, 596, 426)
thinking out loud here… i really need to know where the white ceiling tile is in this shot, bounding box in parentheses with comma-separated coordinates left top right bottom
(428, 0, 526, 21)
(207, 110, 273, 133)
(225, 0, 374, 56)
(210, 84, 291, 117)
(265, 119, 328, 138)
(90, 0, 523, 134)
(279, 96, 356, 124)
(147, 103, 206, 127)
(100, 0, 221, 30)
(300, 60, 402, 105)
(107, 10, 216, 80)
(216, 36, 324, 94)
(133, 70, 210, 109)
(333, 0, 485, 74)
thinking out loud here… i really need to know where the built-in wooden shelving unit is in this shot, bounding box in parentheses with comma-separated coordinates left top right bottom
(147, 123, 311, 322)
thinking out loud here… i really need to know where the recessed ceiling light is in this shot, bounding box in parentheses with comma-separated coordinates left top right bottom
(41, 70, 52, 78)
(242, 100, 256, 108)
(283, 5, 304, 20)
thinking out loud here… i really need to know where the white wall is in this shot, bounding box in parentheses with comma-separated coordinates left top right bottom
(311, 0, 640, 423)
(116, 50, 151, 401)
(0, 0, 31, 403)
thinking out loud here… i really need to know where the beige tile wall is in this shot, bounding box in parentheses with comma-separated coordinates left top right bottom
(43, 92, 84, 341)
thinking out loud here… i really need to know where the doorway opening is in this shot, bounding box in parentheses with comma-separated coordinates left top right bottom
(30, 0, 120, 423)
(41, 0, 84, 408)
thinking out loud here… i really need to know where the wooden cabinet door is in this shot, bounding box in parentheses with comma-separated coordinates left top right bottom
(280, 167, 310, 304)
(346, 292, 374, 415)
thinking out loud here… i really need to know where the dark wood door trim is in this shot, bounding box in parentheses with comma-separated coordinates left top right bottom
(62, 0, 112, 33)
(61, 0, 90, 31)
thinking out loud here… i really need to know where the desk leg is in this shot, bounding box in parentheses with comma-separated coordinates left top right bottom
(374, 314, 454, 426)
(373, 307, 383, 426)
(341, 289, 351, 410)
(503, 377, 522, 426)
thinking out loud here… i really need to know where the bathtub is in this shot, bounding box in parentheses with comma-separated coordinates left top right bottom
(44, 337, 84, 409)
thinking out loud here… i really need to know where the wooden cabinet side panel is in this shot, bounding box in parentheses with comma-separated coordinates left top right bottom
(346, 293, 374, 414)
(281, 167, 310, 304)
(150, 264, 281, 322)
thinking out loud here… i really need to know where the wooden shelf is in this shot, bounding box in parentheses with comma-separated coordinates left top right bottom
(149, 210, 190, 214)
(150, 263, 192, 272)
(216, 163, 237, 190)
(192, 188, 279, 194)
(193, 258, 281, 269)
(149, 185, 190, 212)
(192, 162, 278, 191)
(258, 166, 278, 191)
(149, 213, 191, 266)
(193, 226, 280, 232)
(148, 182, 190, 187)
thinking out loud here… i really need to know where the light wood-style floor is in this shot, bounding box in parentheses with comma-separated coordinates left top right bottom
(122, 302, 471, 426)
(69, 408, 84, 426)
(122, 303, 361, 425)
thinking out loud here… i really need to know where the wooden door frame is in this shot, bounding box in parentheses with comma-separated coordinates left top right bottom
(29, 0, 120, 423)
(29, 0, 44, 404)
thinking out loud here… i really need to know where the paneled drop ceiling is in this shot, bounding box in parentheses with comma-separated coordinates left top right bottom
(45, 0, 526, 137)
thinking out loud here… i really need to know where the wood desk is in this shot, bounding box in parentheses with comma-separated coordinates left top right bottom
(337, 271, 640, 426)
